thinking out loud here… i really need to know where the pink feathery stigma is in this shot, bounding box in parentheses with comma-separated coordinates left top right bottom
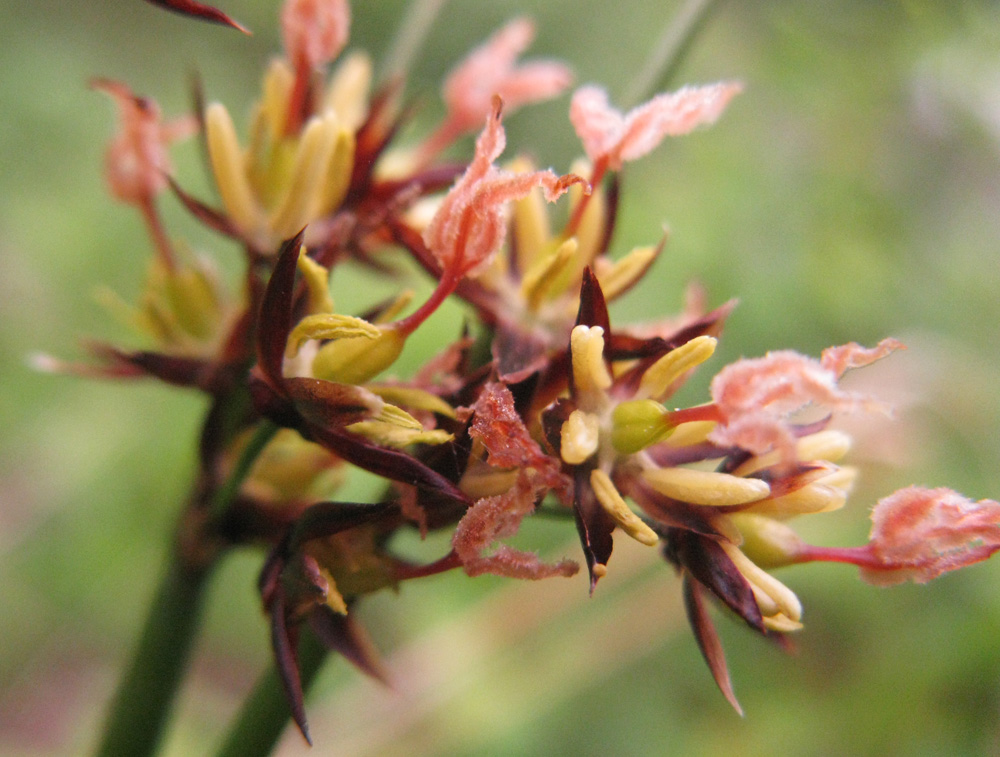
(570, 82, 742, 171)
(93, 79, 196, 205)
(281, 0, 350, 70)
(453, 383, 576, 579)
(708, 339, 899, 460)
(422, 99, 585, 279)
(861, 486, 1000, 586)
(821, 338, 905, 378)
(442, 17, 572, 136)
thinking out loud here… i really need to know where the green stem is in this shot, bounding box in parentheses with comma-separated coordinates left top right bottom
(209, 420, 280, 519)
(94, 554, 216, 757)
(621, 0, 727, 107)
(215, 628, 329, 757)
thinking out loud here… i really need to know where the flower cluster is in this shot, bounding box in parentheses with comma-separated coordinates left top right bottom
(56, 0, 1000, 744)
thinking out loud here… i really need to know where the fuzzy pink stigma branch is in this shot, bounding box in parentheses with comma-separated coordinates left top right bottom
(92, 78, 196, 270)
(400, 97, 586, 336)
(795, 487, 1000, 585)
(413, 17, 572, 170)
(281, 0, 351, 135)
(565, 81, 742, 236)
(707, 339, 902, 467)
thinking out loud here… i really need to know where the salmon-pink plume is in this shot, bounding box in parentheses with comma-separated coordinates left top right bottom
(453, 476, 579, 580)
(443, 17, 572, 139)
(821, 338, 905, 378)
(570, 82, 742, 171)
(453, 382, 576, 579)
(93, 79, 196, 205)
(861, 486, 1000, 586)
(422, 99, 586, 279)
(708, 342, 897, 461)
(471, 382, 567, 492)
(281, 0, 350, 70)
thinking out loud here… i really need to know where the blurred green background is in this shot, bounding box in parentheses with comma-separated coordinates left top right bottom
(2, 1, 1000, 755)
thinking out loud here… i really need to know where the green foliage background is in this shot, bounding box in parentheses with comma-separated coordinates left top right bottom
(2, 1, 999, 755)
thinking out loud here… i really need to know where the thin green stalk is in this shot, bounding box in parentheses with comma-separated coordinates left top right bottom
(94, 555, 215, 757)
(96, 417, 279, 756)
(379, 0, 449, 86)
(215, 629, 329, 757)
(621, 0, 726, 107)
(209, 420, 280, 519)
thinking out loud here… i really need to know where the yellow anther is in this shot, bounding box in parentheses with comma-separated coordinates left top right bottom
(594, 245, 657, 302)
(637, 335, 717, 400)
(163, 259, 221, 341)
(511, 169, 551, 273)
(728, 513, 804, 569)
(520, 238, 577, 310)
(206, 102, 262, 236)
(312, 324, 406, 385)
(269, 112, 342, 238)
(611, 399, 673, 454)
(570, 325, 612, 399)
(751, 468, 855, 517)
(347, 404, 453, 448)
(590, 469, 659, 546)
(642, 466, 771, 506)
(568, 168, 605, 270)
(762, 614, 804, 633)
(367, 386, 456, 419)
(459, 467, 519, 500)
(286, 313, 381, 357)
(663, 419, 716, 447)
(297, 251, 335, 315)
(732, 429, 853, 477)
(325, 51, 372, 132)
(722, 542, 802, 623)
(262, 59, 295, 137)
(560, 409, 601, 465)
(317, 127, 355, 217)
(318, 567, 349, 615)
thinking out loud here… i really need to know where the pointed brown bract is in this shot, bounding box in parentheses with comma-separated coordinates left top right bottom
(575, 267, 611, 336)
(572, 467, 616, 592)
(309, 606, 389, 684)
(666, 529, 764, 633)
(143, 0, 250, 33)
(683, 574, 743, 715)
(256, 231, 307, 389)
(259, 500, 398, 741)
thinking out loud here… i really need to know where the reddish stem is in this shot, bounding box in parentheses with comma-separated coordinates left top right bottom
(667, 403, 724, 426)
(392, 549, 462, 581)
(284, 54, 313, 137)
(794, 543, 883, 570)
(139, 195, 176, 271)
